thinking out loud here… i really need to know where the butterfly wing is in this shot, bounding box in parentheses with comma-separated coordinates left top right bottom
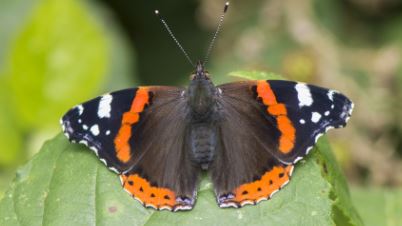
(61, 86, 199, 211)
(212, 80, 353, 207)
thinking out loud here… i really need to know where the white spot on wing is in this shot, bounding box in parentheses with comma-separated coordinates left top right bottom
(134, 197, 144, 205)
(159, 206, 172, 211)
(324, 111, 330, 116)
(281, 180, 290, 188)
(105, 130, 111, 135)
(293, 156, 303, 164)
(328, 90, 335, 101)
(288, 165, 295, 176)
(100, 158, 107, 166)
(325, 126, 334, 132)
(83, 124, 88, 130)
(311, 112, 321, 123)
(295, 83, 313, 107)
(174, 205, 193, 211)
(89, 146, 98, 156)
(76, 105, 84, 115)
(306, 146, 313, 154)
(269, 189, 279, 198)
(300, 119, 306, 124)
(219, 202, 238, 208)
(315, 133, 323, 143)
(240, 200, 254, 206)
(109, 167, 119, 174)
(90, 124, 100, 136)
(79, 140, 88, 146)
(145, 203, 157, 209)
(256, 197, 268, 204)
(348, 102, 355, 118)
(98, 94, 113, 118)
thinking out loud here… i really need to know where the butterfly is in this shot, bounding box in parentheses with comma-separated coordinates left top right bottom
(60, 2, 353, 212)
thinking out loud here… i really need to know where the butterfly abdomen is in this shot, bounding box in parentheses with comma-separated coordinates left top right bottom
(189, 123, 218, 170)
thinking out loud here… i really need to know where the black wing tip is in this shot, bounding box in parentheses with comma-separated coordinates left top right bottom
(60, 111, 121, 174)
(292, 98, 354, 164)
(337, 95, 354, 127)
(60, 116, 73, 141)
(60, 107, 80, 141)
(330, 90, 354, 125)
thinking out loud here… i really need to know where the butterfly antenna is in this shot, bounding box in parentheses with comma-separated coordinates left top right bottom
(155, 10, 195, 67)
(203, 1, 229, 66)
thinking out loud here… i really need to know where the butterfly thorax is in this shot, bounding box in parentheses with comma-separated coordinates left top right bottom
(187, 62, 217, 117)
(187, 62, 219, 169)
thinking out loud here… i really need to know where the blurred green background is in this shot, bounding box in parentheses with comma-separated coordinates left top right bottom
(0, 0, 401, 224)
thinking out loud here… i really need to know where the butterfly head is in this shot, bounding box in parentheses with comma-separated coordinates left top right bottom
(193, 61, 210, 80)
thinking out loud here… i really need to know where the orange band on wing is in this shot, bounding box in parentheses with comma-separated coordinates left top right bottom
(256, 81, 295, 154)
(121, 174, 176, 209)
(114, 88, 149, 163)
(257, 80, 277, 105)
(268, 104, 287, 116)
(220, 165, 293, 207)
(277, 116, 295, 153)
(234, 165, 293, 203)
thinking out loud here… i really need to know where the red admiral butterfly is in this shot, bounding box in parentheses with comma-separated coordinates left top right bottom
(61, 2, 353, 211)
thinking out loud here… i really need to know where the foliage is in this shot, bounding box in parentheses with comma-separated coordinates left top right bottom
(351, 187, 402, 226)
(0, 0, 134, 182)
(7, 0, 108, 130)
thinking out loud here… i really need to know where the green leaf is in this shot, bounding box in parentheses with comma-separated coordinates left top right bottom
(351, 187, 402, 226)
(85, 1, 137, 91)
(0, 71, 362, 226)
(315, 138, 363, 226)
(5, 0, 109, 130)
(0, 134, 151, 226)
(0, 107, 22, 167)
(0, 0, 39, 69)
(228, 70, 282, 80)
(0, 79, 22, 167)
(0, 134, 332, 226)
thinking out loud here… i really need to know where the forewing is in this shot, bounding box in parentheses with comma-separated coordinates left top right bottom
(61, 87, 144, 173)
(263, 80, 353, 163)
